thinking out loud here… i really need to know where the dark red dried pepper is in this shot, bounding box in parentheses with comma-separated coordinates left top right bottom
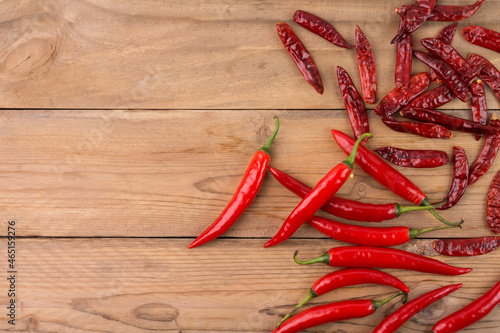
(468, 54, 500, 102)
(430, 23, 458, 83)
(381, 117, 453, 139)
(187, 118, 279, 249)
(395, 16, 413, 88)
(355, 25, 377, 103)
(434, 236, 500, 256)
(463, 25, 500, 54)
(374, 146, 450, 168)
(396, 0, 484, 22)
(293, 10, 352, 49)
(487, 170, 500, 234)
(470, 79, 488, 141)
(420, 38, 470, 76)
(276, 22, 324, 94)
(392, 0, 437, 44)
(438, 146, 469, 210)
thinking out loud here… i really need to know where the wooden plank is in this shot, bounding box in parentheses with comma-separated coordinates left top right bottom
(3, 238, 499, 332)
(0, 109, 497, 238)
(0, 0, 499, 109)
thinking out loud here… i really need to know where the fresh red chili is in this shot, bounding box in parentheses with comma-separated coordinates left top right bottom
(434, 236, 500, 256)
(276, 22, 324, 94)
(293, 10, 352, 49)
(430, 23, 458, 83)
(396, 0, 484, 21)
(267, 166, 436, 222)
(355, 25, 377, 103)
(420, 38, 470, 76)
(468, 115, 500, 186)
(374, 146, 450, 168)
(463, 25, 500, 54)
(381, 117, 453, 139)
(468, 53, 500, 102)
(307, 215, 456, 246)
(487, 170, 500, 234)
(337, 66, 370, 140)
(391, 0, 437, 44)
(438, 147, 469, 211)
(273, 292, 404, 333)
(432, 279, 500, 332)
(395, 16, 413, 88)
(277, 268, 409, 328)
(187, 117, 279, 249)
(264, 133, 372, 248)
(373, 284, 463, 333)
(294, 246, 473, 275)
(470, 79, 488, 141)
(331, 129, 462, 226)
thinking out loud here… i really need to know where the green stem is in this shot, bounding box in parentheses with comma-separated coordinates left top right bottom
(395, 202, 439, 217)
(293, 250, 329, 265)
(259, 116, 280, 154)
(420, 198, 464, 227)
(276, 290, 316, 328)
(372, 291, 407, 311)
(343, 133, 372, 169)
(409, 224, 459, 239)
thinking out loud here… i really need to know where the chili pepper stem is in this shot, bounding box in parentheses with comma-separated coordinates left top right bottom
(294, 250, 329, 265)
(276, 290, 317, 328)
(343, 133, 372, 169)
(395, 202, 440, 216)
(409, 224, 459, 239)
(259, 117, 280, 154)
(420, 198, 464, 227)
(372, 292, 407, 310)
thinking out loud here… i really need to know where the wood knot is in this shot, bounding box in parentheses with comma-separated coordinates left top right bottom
(258, 124, 271, 143)
(354, 182, 367, 199)
(133, 302, 179, 322)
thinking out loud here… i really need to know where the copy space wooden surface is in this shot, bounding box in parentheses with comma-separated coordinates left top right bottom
(2, 0, 500, 332)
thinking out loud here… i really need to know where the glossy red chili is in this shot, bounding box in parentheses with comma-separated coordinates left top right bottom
(277, 268, 409, 328)
(355, 25, 377, 103)
(438, 147, 469, 211)
(463, 25, 500, 53)
(468, 115, 500, 186)
(381, 117, 453, 139)
(374, 146, 450, 168)
(293, 10, 352, 49)
(276, 22, 324, 94)
(264, 133, 372, 248)
(432, 279, 500, 332)
(396, 0, 484, 22)
(373, 284, 463, 333)
(395, 16, 413, 88)
(267, 166, 436, 222)
(294, 246, 473, 275)
(187, 117, 279, 249)
(420, 38, 470, 76)
(468, 54, 500, 101)
(487, 170, 500, 234)
(392, 0, 437, 43)
(337, 66, 369, 140)
(434, 236, 500, 256)
(470, 79, 487, 141)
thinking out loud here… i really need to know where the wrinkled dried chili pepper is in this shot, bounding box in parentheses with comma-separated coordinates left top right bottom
(294, 246, 472, 275)
(430, 23, 458, 83)
(432, 279, 500, 332)
(267, 166, 437, 222)
(374, 146, 450, 168)
(187, 117, 279, 249)
(395, 16, 413, 87)
(355, 25, 377, 103)
(337, 66, 369, 140)
(277, 268, 409, 328)
(392, 0, 437, 44)
(396, 0, 484, 21)
(468, 54, 500, 101)
(373, 284, 463, 333)
(264, 133, 372, 248)
(471, 79, 488, 141)
(276, 22, 324, 94)
(463, 25, 500, 54)
(420, 38, 470, 76)
(438, 147, 469, 210)
(487, 170, 500, 234)
(381, 117, 453, 139)
(434, 236, 500, 256)
(293, 10, 352, 49)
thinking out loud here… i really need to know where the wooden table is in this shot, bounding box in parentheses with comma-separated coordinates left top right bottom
(1, 1, 500, 332)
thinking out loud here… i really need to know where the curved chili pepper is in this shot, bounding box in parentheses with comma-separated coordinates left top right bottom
(355, 25, 377, 103)
(420, 38, 470, 76)
(277, 268, 409, 328)
(468, 115, 500, 186)
(396, 0, 484, 21)
(268, 166, 438, 222)
(264, 133, 372, 248)
(307, 215, 457, 246)
(487, 170, 500, 234)
(438, 147, 469, 211)
(381, 117, 452, 139)
(470, 79, 487, 141)
(468, 54, 500, 101)
(337, 66, 369, 140)
(391, 0, 437, 44)
(374, 146, 450, 168)
(434, 236, 500, 256)
(331, 129, 463, 226)
(395, 16, 413, 88)
(432, 279, 500, 332)
(373, 284, 462, 333)
(187, 117, 279, 249)
(294, 246, 472, 275)
(463, 25, 500, 54)
(276, 22, 324, 94)
(293, 10, 352, 49)
(430, 23, 458, 83)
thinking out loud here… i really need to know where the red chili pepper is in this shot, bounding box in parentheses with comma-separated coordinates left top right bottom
(468, 53, 500, 102)
(374, 146, 450, 168)
(268, 166, 437, 222)
(432, 279, 500, 332)
(381, 117, 453, 139)
(391, 0, 437, 44)
(396, 0, 484, 22)
(276, 22, 324, 94)
(187, 117, 279, 249)
(307, 215, 456, 246)
(395, 16, 413, 88)
(292, 10, 353, 49)
(413, 51, 472, 102)
(373, 284, 462, 333)
(470, 79, 488, 141)
(468, 115, 500, 187)
(463, 25, 500, 54)
(294, 246, 473, 275)
(438, 147, 469, 211)
(420, 38, 470, 76)
(331, 129, 462, 226)
(273, 292, 404, 333)
(430, 23, 458, 83)
(487, 170, 500, 234)
(337, 66, 370, 140)
(264, 133, 372, 248)
(434, 236, 500, 256)
(277, 268, 409, 328)
(355, 25, 377, 103)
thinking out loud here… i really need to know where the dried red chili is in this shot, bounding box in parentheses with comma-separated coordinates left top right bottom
(392, 0, 437, 44)
(438, 147, 469, 210)
(293, 10, 352, 49)
(468, 54, 500, 101)
(470, 79, 488, 141)
(276, 22, 324, 94)
(374, 146, 450, 168)
(396, 0, 484, 22)
(434, 236, 500, 256)
(381, 117, 453, 139)
(188, 118, 280, 249)
(430, 23, 458, 83)
(487, 170, 500, 234)
(463, 25, 500, 54)
(395, 16, 413, 88)
(337, 66, 369, 140)
(420, 38, 470, 76)
(355, 25, 377, 103)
